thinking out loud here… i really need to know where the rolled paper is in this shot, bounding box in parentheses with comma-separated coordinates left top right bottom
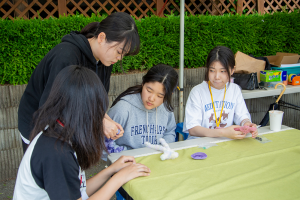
(145, 142, 167, 152)
(191, 152, 207, 160)
(159, 138, 170, 149)
(145, 140, 179, 161)
(161, 151, 178, 160)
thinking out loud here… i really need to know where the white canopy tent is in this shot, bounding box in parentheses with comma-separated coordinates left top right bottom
(178, 0, 185, 141)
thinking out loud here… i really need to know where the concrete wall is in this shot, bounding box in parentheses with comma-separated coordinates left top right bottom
(0, 68, 299, 181)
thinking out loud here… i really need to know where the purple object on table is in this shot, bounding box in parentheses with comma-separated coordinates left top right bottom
(105, 130, 124, 153)
(191, 152, 207, 160)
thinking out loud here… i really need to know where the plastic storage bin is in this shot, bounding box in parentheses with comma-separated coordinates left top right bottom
(262, 81, 283, 88)
(271, 66, 300, 76)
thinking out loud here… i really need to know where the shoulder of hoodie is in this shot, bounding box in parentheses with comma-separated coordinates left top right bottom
(48, 41, 82, 59)
(108, 97, 132, 117)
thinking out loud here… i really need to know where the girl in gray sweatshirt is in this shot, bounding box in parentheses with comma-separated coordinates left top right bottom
(108, 64, 178, 150)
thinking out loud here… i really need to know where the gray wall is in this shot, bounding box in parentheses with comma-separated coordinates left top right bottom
(0, 68, 299, 181)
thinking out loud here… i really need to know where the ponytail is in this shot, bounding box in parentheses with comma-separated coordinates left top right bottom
(80, 22, 99, 39)
(80, 12, 140, 56)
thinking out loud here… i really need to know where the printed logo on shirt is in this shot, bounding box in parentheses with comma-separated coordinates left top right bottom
(205, 100, 234, 129)
(204, 101, 235, 112)
(80, 171, 86, 190)
(130, 124, 166, 144)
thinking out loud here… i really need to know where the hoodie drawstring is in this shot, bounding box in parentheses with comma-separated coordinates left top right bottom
(146, 108, 158, 143)
(155, 107, 157, 143)
(147, 110, 149, 142)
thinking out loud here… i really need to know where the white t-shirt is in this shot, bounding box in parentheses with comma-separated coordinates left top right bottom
(183, 81, 251, 139)
(13, 131, 88, 200)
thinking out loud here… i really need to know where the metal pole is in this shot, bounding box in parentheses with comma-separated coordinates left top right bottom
(179, 0, 185, 141)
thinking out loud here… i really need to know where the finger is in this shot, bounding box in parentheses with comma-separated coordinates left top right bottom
(141, 166, 151, 173)
(252, 131, 258, 138)
(235, 131, 244, 135)
(109, 131, 115, 139)
(104, 131, 111, 139)
(122, 156, 136, 164)
(122, 162, 134, 168)
(112, 135, 119, 140)
(115, 123, 124, 134)
(235, 134, 246, 139)
(135, 167, 151, 174)
(135, 164, 151, 172)
(115, 133, 123, 139)
(138, 172, 150, 177)
(109, 126, 118, 138)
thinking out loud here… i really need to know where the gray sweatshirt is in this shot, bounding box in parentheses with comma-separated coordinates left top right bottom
(108, 93, 176, 150)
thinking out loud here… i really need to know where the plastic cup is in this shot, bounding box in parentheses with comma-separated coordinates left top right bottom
(269, 110, 284, 131)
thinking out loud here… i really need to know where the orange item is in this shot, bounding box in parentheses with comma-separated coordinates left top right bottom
(288, 76, 300, 85)
(283, 80, 288, 85)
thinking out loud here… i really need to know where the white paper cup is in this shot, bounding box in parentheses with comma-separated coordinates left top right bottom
(269, 110, 284, 131)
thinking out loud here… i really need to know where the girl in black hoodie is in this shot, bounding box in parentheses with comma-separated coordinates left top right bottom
(18, 12, 140, 153)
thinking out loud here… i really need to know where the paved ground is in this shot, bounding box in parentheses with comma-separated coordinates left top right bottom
(0, 160, 116, 200)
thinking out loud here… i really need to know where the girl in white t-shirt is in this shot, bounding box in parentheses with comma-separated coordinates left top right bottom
(183, 46, 258, 140)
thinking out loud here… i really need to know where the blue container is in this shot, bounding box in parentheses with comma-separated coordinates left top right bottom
(271, 66, 300, 76)
(175, 122, 189, 141)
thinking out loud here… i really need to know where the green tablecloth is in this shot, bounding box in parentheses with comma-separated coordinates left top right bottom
(123, 129, 300, 200)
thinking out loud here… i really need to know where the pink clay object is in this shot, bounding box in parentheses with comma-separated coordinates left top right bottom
(234, 125, 257, 134)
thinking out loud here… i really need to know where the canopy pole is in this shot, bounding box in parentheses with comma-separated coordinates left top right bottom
(178, 0, 185, 141)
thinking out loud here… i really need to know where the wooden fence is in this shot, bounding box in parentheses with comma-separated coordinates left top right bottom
(1, 0, 299, 20)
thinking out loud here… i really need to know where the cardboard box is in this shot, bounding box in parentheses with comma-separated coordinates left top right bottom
(260, 70, 287, 82)
(235, 51, 265, 82)
(266, 53, 300, 67)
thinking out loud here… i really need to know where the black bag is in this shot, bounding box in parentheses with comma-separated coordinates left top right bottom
(232, 72, 259, 90)
(249, 54, 271, 70)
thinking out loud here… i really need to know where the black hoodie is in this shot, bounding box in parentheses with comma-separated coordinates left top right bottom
(18, 31, 113, 142)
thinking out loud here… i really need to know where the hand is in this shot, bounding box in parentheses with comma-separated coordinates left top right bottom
(222, 125, 246, 140)
(112, 122, 124, 140)
(103, 118, 123, 139)
(243, 122, 258, 138)
(116, 163, 151, 184)
(110, 156, 136, 173)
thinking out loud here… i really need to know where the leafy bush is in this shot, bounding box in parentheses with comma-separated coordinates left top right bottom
(0, 11, 299, 85)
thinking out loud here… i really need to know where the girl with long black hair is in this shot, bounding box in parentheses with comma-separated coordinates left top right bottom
(14, 65, 150, 200)
(107, 64, 178, 152)
(18, 12, 140, 153)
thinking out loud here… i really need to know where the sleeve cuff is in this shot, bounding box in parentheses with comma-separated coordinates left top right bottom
(81, 190, 89, 200)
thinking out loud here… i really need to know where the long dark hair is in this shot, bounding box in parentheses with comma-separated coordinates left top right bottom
(111, 64, 178, 112)
(80, 12, 140, 56)
(205, 46, 235, 82)
(30, 65, 108, 170)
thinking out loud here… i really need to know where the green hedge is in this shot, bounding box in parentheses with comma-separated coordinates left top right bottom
(1, 11, 300, 85)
